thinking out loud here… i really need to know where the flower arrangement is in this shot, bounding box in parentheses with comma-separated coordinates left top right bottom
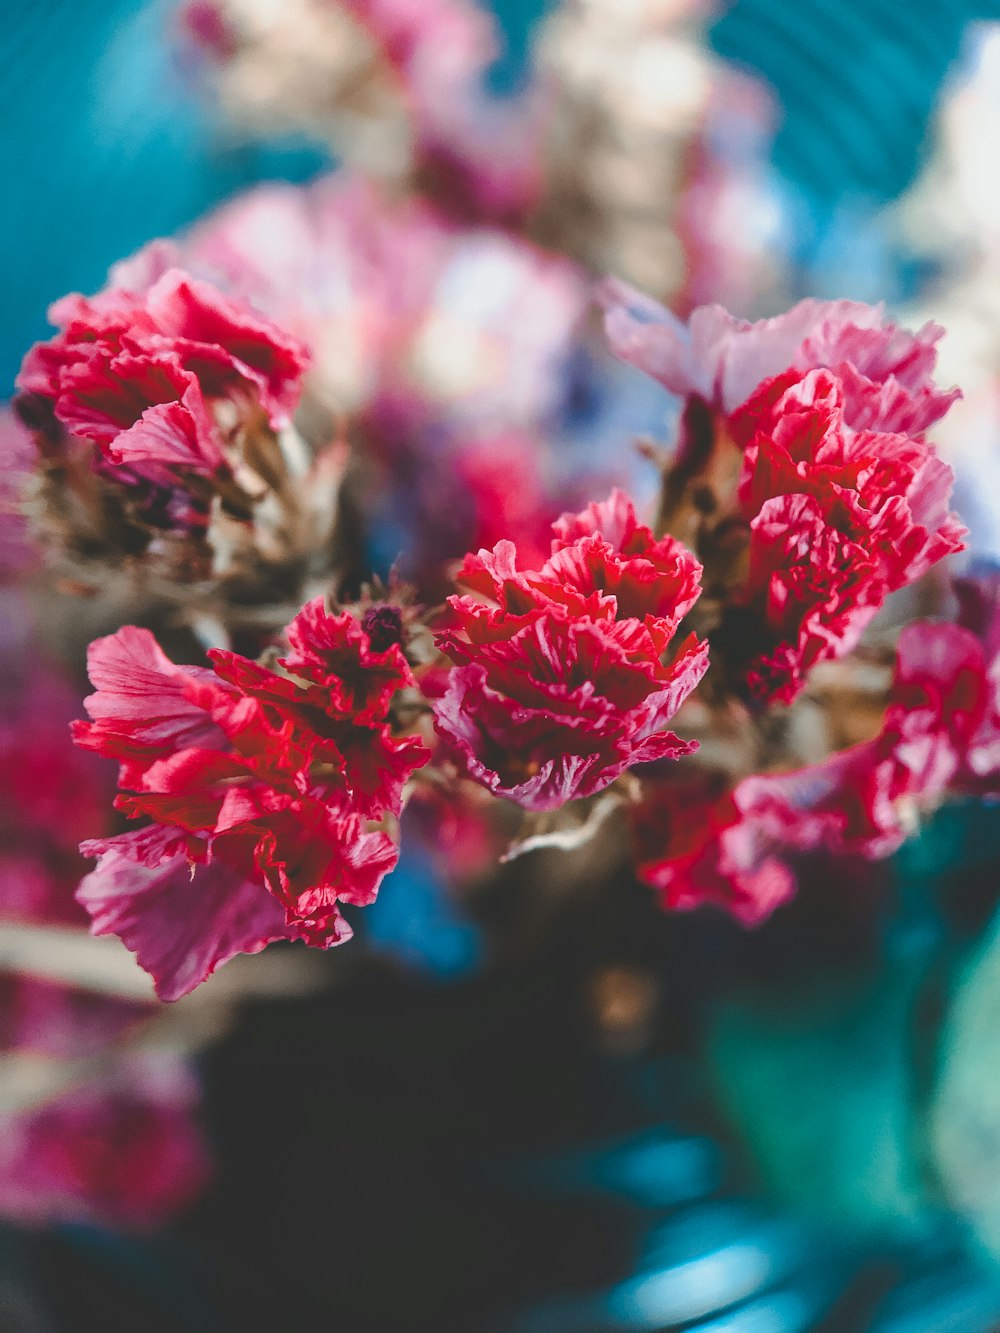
(6, 1, 1000, 1308)
(14, 244, 980, 1001)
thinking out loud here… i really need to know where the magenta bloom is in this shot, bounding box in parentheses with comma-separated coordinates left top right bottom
(0, 970, 210, 1230)
(16, 268, 309, 535)
(22, 268, 308, 428)
(599, 281, 960, 433)
(599, 283, 964, 704)
(631, 777, 799, 927)
(883, 614, 998, 801)
(433, 490, 707, 810)
(0, 1054, 210, 1230)
(731, 620, 994, 862)
(634, 616, 999, 926)
(73, 599, 429, 999)
(952, 572, 1000, 791)
(0, 653, 110, 926)
(727, 369, 966, 702)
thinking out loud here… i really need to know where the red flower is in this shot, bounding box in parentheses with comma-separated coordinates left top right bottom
(16, 268, 309, 534)
(884, 615, 995, 800)
(73, 599, 428, 999)
(547, 489, 704, 626)
(631, 778, 798, 927)
(433, 490, 707, 810)
(949, 575, 1000, 791)
(734, 493, 884, 703)
(736, 622, 992, 863)
(735, 371, 966, 591)
(22, 270, 308, 427)
(77, 826, 310, 1003)
(599, 286, 964, 705)
(633, 742, 899, 928)
(723, 371, 966, 702)
(634, 617, 999, 926)
(743, 621, 993, 862)
(280, 598, 411, 723)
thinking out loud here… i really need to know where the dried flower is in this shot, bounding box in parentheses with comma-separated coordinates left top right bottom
(73, 597, 429, 998)
(433, 490, 707, 809)
(14, 266, 340, 617)
(600, 286, 965, 704)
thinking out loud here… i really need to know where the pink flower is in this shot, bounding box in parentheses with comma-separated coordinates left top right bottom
(886, 611, 998, 799)
(0, 655, 110, 926)
(736, 622, 990, 862)
(77, 827, 310, 1003)
(16, 268, 309, 535)
(547, 489, 705, 626)
(0, 972, 209, 1230)
(633, 746, 894, 928)
(736, 623, 991, 860)
(0, 1054, 210, 1230)
(0, 634, 211, 1229)
(280, 598, 411, 723)
(634, 616, 1000, 926)
(433, 490, 707, 810)
(23, 269, 308, 427)
(600, 284, 964, 704)
(73, 599, 429, 998)
(743, 622, 992, 861)
(721, 373, 967, 702)
(730, 493, 885, 703)
(631, 778, 798, 927)
(0, 977, 148, 1061)
(599, 281, 959, 433)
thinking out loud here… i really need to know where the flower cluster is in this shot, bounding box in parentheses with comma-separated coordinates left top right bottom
(728, 368, 966, 702)
(22, 261, 980, 991)
(433, 489, 708, 809)
(634, 612, 1000, 924)
(15, 265, 313, 587)
(601, 283, 965, 704)
(78, 176, 600, 604)
(12, 7, 1000, 1292)
(73, 598, 428, 999)
(630, 774, 799, 928)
